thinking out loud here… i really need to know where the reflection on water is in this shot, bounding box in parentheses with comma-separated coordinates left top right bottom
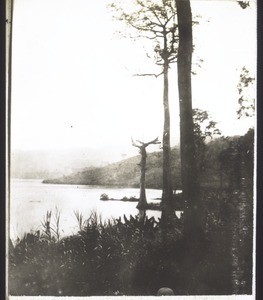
(10, 179, 182, 241)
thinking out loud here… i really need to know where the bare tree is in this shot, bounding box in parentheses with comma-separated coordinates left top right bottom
(132, 137, 161, 209)
(109, 0, 178, 218)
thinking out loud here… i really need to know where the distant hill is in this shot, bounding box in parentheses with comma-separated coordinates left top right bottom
(43, 148, 182, 189)
(11, 148, 118, 179)
(43, 129, 254, 190)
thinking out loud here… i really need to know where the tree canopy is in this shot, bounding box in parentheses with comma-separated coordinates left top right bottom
(109, 0, 178, 69)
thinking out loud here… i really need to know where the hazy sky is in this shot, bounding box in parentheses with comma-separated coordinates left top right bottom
(11, 0, 256, 161)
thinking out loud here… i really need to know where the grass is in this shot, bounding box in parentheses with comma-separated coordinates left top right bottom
(9, 188, 253, 296)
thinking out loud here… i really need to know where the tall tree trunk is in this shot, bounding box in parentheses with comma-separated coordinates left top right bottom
(230, 148, 253, 294)
(7, 0, 14, 270)
(175, 0, 203, 234)
(137, 147, 148, 209)
(161, 62, 173, 220)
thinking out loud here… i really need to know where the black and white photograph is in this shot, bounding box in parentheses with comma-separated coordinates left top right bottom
(7, 0, 256, 298)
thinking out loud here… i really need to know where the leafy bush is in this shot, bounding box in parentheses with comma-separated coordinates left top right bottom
(100, 193, 109, 200)
(9, 211, 183, 295)
(9, 189, 253, 296)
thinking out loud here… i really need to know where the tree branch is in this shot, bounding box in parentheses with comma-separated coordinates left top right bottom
(125, 17, 163, 34)
(132, 137, 161, 149)
(151, 9, 164, 26)
(144, 137, 161, 147)
(164, 14, 174, 27)
(133, 71, 163, 78)
(131, 137, 141, 148)
(168, 56, 177, 63)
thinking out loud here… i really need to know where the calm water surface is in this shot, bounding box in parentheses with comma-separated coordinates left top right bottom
(10, 179, 166, 241)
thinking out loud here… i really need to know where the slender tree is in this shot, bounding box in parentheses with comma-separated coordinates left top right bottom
(109, 0, 178, 219)
(132, 137, 161, 209)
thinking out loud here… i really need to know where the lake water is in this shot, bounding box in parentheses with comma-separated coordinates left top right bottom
(10, 179, 175, 241)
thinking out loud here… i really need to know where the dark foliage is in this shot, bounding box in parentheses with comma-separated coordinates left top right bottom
(9, 187, 253, 296)
(192, 108, 221, 173)
(218, 128, 254, 190)
(236, 67, 255, 119)
(237, 1, 250, 9)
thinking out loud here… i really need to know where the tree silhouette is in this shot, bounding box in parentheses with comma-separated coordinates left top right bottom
(132, 137, 161, 209)
(175, 0, 204, 234)
(110, 0, 178, 218)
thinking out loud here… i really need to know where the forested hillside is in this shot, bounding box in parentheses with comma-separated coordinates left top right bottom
(43, 147, 181, 189)
(43, 129, 254, 190)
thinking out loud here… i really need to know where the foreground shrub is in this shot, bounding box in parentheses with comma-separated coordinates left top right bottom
(9, 211, 183, 296)
(9, 189, 253, 296)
